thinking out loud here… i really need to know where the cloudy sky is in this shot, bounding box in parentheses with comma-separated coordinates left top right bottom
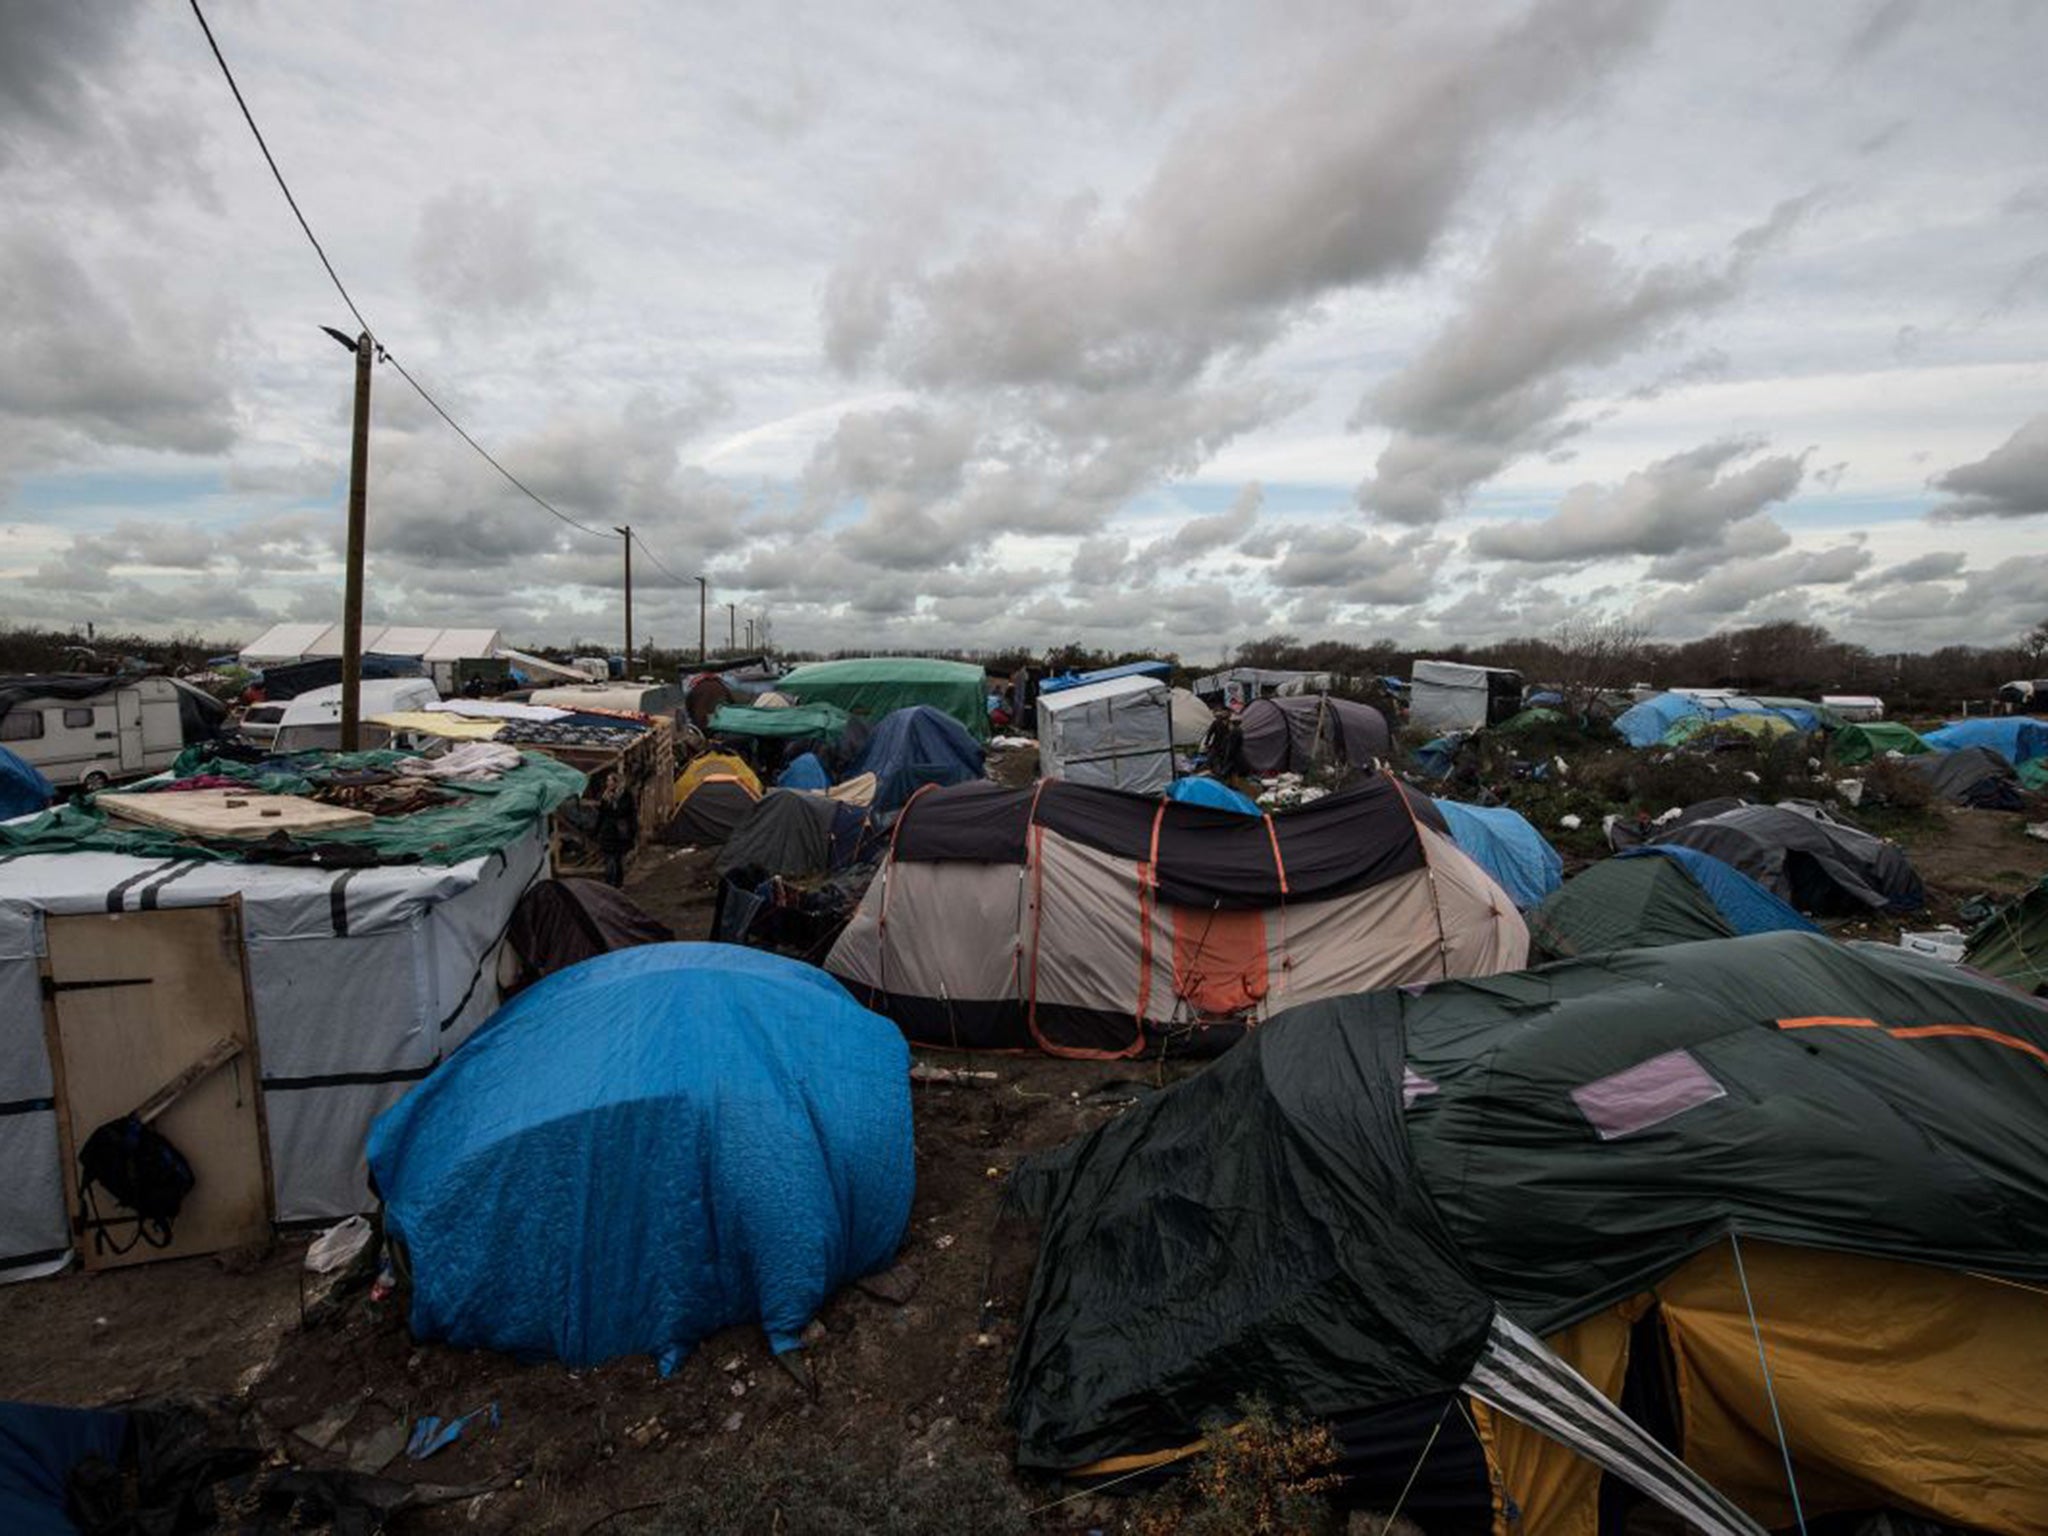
(1, 0, 2043, 661)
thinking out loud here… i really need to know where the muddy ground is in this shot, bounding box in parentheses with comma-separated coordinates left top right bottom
(2, 756, 2043, 1533)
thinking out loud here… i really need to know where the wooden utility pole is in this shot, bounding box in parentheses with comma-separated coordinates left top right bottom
(339, 330, 372, 751)
(696, 576, 707, 663)
(616, 525, 633, 677)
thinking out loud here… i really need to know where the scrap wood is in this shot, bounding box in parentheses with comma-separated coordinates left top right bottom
(100, 788, 374, 839)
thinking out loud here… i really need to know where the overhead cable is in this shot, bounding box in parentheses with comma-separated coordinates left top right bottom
(187, 0, 612, 544)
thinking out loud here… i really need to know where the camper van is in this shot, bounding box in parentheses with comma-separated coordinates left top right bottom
(0, 676, 217, 790)
(271, 679, 441, 753)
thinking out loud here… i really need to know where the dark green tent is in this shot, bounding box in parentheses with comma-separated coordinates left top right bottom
(1967, 882, 2048, 994)
(1833, 721, 1930, 765)
(1530, 853, 1733, 955)
(1530, 847, 1818, 959)
(1008, 932, 2048, 1527)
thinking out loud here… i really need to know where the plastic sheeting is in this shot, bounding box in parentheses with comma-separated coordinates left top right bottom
(1618, 846, 1818, 936)
(849, 706, 984, 811)
(1037, 676, 1174, 794)
(775, 657, 989, 742)
(1613, 692, 1704, 747)
(0, 826, 546, 1269)
(368, 945, 913, 1370)
(0, 748, 51, 821)
(776, 752, 831, 791)
(1432, 800, 1562, 908)
(1923, 717, 2048, 762)
(1165, 777, 1261, 816)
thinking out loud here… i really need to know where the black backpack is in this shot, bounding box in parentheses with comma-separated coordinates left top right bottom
(78, 1114, 196, 1256)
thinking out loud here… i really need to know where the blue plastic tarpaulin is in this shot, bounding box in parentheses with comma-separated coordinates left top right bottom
(1924, 718, 2048, 763)
(1432, 799, 1563, 908)
(776, 752, 831, 791)
(1165, 776, 1261, 816)
(850, 705, 984, 811)
(1613, 693, 1704, 748)
(0, 748, 51, 821)
(0, 1402, 127, 1535)
(1619, 845, 1819, 936)
(367, 944, 913, 1372)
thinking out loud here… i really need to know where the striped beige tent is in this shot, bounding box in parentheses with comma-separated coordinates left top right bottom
(825, 775, 1526, 1058)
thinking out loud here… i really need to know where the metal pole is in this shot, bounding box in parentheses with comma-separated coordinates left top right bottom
(726, 602, 736, 653)
(615, 525, 632, 676)
(340, 331, 372, 751)
(696, 576, 707, 663)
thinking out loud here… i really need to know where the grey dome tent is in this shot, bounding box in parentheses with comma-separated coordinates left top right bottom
(1008, 932, 2048, 1533)
(1652, 802, 1924, 914)
(1238, 695, 1390, 775)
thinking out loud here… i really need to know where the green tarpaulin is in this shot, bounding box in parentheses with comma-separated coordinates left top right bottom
(775, 657, 988, 741)
(707, 702, 852, 741)
(1833, 721, 1931, 765)
(1966, 882, 2048, 994)
(1494, 707, 1567, 734)
(1529, 854, 1733, 957)
(1008, 931, 2048, 1471)
(0, 748, 583, 866)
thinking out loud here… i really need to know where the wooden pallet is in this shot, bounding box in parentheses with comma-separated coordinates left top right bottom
(99, 789, 374, 840)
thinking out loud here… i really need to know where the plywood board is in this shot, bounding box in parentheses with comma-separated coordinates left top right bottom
(43, 903, 271, 1269)
(99, 788, 373, 839)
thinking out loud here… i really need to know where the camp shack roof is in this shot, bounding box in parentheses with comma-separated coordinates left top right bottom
(240, 624, 503, 666)
(1035, 673, 1167, 714)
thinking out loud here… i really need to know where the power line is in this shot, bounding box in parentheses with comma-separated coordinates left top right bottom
(186, 0, 613, 545)
(630, 529, 687, 587)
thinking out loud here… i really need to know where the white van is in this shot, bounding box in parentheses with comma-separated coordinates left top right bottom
(0, 676, 203, 790)
(271, 679, 442, 753)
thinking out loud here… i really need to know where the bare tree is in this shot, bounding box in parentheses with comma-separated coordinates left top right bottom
(1547, 616, 1652, 714)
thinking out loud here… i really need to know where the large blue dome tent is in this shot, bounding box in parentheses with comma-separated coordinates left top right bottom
(367, 944, 913, 1371)
(849, 704, 985, 811)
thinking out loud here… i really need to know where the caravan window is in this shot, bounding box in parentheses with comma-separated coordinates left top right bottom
(63, 707, 95, 728)
(0, 712, 43, 741)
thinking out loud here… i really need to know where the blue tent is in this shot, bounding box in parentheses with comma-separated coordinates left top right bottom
(1165, 776, 1261, 816)
(1924, 718, 2048, 763)
(1619, 845, 1820, 936)
(0, 749, 52, 822)
(1432, 799, 1563, 908)
(1412, 734, 1464, 777)
(850, 705, 984, 811)
(367, 945, 913, 1371)
(776, 751, 831, 791)
(1613, 693, 1704, 748)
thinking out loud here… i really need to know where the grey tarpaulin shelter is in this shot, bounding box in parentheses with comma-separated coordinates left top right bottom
(1409, 660, 1523, 733)
(0, 827, 546, 1280)
(1036, 674, 1175, 794)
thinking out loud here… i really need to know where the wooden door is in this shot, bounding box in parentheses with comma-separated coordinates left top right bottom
(42, 902, 272, 1269)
